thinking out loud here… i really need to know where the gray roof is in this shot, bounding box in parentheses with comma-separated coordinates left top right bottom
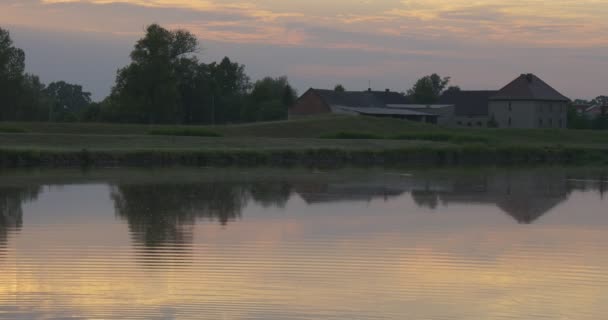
(335, 106, 437, 117)
(312, 89, 410, 109)
(490, 74, 570, 102)
(439, 90, 497, 116)
(368, 91, 411, 104)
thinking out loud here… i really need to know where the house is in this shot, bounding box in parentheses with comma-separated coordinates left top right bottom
(289, 89, 442, 124)
(439, 90, 498, 127)
(439, 74, 570, 128)
(489, 73, 570, 129)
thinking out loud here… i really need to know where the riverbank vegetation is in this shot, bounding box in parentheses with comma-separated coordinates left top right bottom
(0, 116, 607, 167)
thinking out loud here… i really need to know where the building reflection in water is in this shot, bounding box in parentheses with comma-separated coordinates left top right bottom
(411, 172, 573, 224)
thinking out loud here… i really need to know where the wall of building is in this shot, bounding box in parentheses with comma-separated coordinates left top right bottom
(288, 90, 331, 119)
(534, 101, 568, 129)
(489, 101, 568, 129)
(489, 101, 534, 128)
(404, 106, 455, 126)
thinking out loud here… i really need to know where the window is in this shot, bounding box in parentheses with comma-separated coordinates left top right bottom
(508, 102, 512, 111)
(467, 122, 472, 127)
(457, 121, 462, 125)
(508, 117, 512, 127)
(476, 121, 482, 127)
(539, 118, 543, 127)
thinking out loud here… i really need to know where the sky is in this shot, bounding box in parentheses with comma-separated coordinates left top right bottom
(1, 0, 607, 101)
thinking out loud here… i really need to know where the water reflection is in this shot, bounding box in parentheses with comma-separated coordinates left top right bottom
(410, 172, 571, 224)
(111, 183, 249, 247)
(108, 170, 608, 252)
(0, 186, 41, 247)
(1, 168, 608, 319)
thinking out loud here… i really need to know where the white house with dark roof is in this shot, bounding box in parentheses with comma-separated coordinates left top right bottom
(440, 74, 570, 128)
(489, 73, 570, 129)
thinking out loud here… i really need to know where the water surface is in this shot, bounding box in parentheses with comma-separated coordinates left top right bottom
(0, 168, 607, 319)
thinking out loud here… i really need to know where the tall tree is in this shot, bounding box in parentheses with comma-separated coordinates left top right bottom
(407, 74, 452, 104)
(208, 57, 250, 124)
(334, 84, 345, 92)
(0, 27, 26, 121)
(110, 24, 198, 124)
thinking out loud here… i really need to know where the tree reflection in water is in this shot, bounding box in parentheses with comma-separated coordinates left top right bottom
(110, 182, 249, 248)
(0, 186, 41, 250)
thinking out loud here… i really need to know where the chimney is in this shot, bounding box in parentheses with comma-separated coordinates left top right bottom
(525, 73, 534, 83)
(385, 89, 390, 93)
(368, 88, 372, 92)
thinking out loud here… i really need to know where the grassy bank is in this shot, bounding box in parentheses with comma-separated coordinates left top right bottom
(1, 116, 607, 167)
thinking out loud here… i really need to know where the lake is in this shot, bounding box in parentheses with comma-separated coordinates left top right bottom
(0, 167, 607, 319)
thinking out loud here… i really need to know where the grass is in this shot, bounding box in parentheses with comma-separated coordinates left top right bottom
(0, 115, 607, 167)
(322, 131, 490, 144)
(0, 125, 27, 133)
(148, 127, 222, 137)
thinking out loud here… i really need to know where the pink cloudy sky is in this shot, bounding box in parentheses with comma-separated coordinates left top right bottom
(1, 0, 607, 100)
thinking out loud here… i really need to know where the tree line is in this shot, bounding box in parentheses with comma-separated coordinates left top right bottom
(0, 25, 296, 124)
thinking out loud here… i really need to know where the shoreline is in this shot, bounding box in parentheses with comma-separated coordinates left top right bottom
(1, 145, 606, 168)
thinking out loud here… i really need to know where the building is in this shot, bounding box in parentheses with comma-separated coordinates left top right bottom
(489, 73, 570, 129)
(289, 89, 442, 124)
(439, 74, 570, 129)
(291, 74, 569, 129)
(439, 90, 497, 127)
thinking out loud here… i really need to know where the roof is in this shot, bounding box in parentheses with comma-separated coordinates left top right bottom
(368, 91, 411, 104)
(490, 74, 570, 102)
(311, 89, 410, 109)
(439, 90, 497, 116)
(335, 106, 437, 117)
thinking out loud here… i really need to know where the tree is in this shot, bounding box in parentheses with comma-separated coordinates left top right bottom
(243, 76, 297, 122)
(110, 24, 198, 124)
(208, 57, 250, 124)
(445, 86, 461, 93)
(592, 96, 608, 106)
(44, 81, 92, 122)
(0, 27, 26, 121)
(407, 74, 451, 104)
(334, 84, 345, 92)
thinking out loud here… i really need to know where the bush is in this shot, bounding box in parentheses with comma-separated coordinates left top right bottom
(148, 127, 222, 137)
(320, 132, 384, 140)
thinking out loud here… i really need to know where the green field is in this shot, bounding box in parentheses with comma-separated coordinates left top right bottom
(0, 116, 607, 167)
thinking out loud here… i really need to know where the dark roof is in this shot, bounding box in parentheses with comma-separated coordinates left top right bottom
(490, 74, 570, 102)
(368, 91, 411, 104)
(312, 89, 384, 108)
(439, 90, 497, 116)
(311, 89, 409, 108)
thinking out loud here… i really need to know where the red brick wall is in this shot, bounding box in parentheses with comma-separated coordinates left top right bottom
(289, 90, 331, 117)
